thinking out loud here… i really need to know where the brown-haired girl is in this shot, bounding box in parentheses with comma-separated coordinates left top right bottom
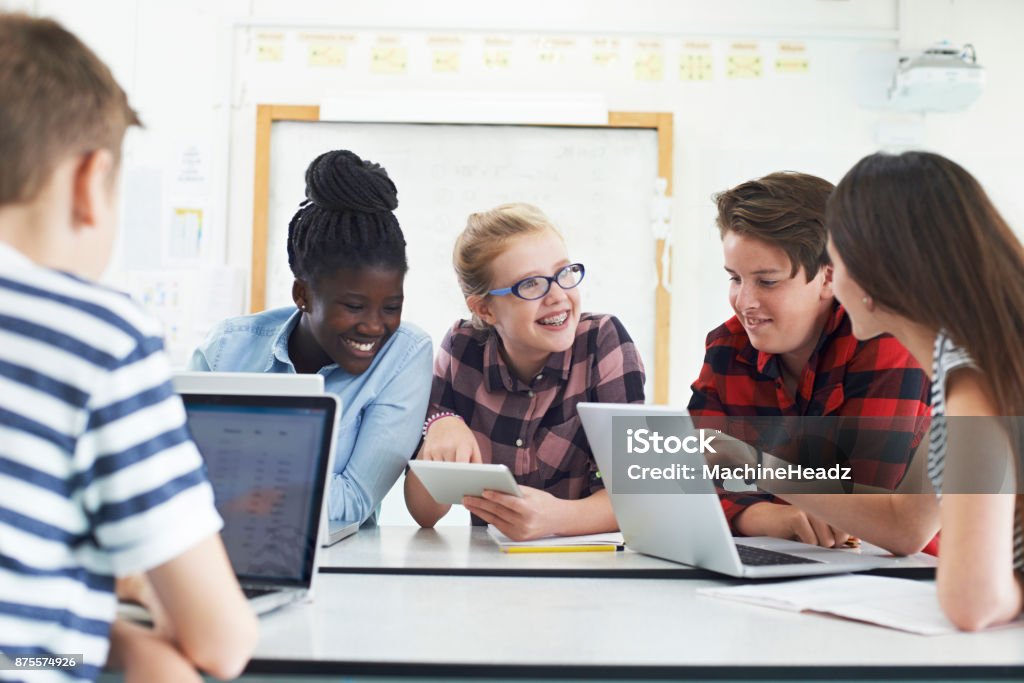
(824, 151, 1022, 630)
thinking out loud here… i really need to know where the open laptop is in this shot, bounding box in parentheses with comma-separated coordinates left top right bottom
(182, 392, 338, 614)
(173, 372, 357, 547)
(578, 403, 909, 578)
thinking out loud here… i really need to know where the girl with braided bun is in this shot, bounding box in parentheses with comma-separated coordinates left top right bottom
(190, 149, 432, 525)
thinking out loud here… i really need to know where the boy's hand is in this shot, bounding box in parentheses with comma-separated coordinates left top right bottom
(734, 502, 851, 548)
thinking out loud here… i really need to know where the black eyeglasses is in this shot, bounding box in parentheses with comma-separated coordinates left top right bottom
(488, 263, 586, 301)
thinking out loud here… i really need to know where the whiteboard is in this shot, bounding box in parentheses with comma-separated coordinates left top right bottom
(262, 118, 662, 397)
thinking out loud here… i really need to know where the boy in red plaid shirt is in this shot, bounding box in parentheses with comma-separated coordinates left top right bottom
(688, 172, 931, 547)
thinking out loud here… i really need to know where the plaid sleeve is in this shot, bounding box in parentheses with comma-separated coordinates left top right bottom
(582, 316, 646, 494)
(719, 491, 781, 529)
(427, 326, 456, 419)
(832, 335, 932, 489)
(427, 322, 480, 419)
(688, 339, 777, 532)
(686, 357, 726, 416)
(591, 315, 646, 404)
(415, 325, 473, 466)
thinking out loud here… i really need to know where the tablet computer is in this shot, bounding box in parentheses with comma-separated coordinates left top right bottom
(408, 461, 523, 505)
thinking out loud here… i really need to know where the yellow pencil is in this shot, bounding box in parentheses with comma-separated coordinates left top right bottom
(502, 545, 621, 553)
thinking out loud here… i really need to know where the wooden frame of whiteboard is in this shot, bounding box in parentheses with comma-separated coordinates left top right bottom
(252, 105, 674, 403)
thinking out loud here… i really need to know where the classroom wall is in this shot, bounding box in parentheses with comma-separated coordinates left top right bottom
(19, 0, 1024, 392)
(10, 0, 1024, 524)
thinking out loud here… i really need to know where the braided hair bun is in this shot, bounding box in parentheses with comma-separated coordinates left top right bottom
(305, 149, 398, 213)
(287, 149, 407, 281)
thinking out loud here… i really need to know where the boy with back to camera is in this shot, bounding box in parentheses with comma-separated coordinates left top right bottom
(0, 13, 257, 682)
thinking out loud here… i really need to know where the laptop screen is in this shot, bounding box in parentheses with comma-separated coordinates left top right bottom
(181, 394, 335, 587)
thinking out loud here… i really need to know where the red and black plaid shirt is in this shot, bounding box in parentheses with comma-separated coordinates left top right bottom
(428, 314, 645, 524)
(687, 302, 931, 531)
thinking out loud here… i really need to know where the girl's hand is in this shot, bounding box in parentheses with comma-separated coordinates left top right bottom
(462, 486, 568, 541)
(419, 416, 481, 463)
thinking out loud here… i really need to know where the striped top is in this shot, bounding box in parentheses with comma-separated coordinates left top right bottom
(0, 243, 222, 682)
(930, 332, 1023, 571)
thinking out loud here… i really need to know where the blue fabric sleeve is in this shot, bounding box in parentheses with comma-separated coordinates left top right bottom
(326, 335, 433, 523)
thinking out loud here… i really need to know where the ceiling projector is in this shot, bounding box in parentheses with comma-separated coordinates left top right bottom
(889, 43, 984, 112)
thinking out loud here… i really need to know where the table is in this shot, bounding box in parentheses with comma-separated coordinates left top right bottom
(318, 525, 938, 579)
(232, 526, 1024, 680)
(248, 572, 1024, 680)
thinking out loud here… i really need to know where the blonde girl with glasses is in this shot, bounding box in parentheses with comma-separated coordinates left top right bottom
(404, 203, 646, 539)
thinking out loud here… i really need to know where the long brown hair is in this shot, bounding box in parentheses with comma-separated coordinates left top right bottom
(828, 151, 1024, 417)
(829, 152, 1024, 521)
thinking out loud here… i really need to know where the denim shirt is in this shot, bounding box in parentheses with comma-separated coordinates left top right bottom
(188, 307, 432, 524)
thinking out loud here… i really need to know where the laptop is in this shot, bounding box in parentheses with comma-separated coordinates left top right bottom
(182, 392, 338, 614)
(578, 403, 908, 578)
(173, 372, 359, 547)
(173, 370, 324, 396)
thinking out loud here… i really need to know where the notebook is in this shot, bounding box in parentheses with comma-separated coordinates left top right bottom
(487, 525, 624, 552)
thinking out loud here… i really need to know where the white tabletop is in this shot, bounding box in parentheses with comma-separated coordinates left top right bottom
(319, 525, 938, 578)
(251, 572, 1024, 678)
(225, 525, 1021, 679)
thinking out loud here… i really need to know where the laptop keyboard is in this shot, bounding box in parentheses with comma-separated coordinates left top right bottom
(737, 544, 822, 566)
(242, 587, 276, 599)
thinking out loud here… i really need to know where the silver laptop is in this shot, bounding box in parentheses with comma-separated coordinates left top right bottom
(173, 371, 324, 396)
(578, 403, 908, 578)
(182, 392, 338, 614)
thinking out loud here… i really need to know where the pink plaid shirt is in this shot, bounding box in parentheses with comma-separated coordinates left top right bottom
(427, 314, 645, 512)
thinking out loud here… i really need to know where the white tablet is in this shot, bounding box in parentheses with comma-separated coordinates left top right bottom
(408, 461, 523, 505)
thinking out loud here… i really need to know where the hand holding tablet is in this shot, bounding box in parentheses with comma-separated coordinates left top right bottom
(407, 460, 523, 506)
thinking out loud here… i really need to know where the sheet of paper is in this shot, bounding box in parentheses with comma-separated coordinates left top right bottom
(698, 575, 1023, 635)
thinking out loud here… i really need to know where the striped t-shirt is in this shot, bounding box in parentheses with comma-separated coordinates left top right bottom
(0, 243, 222, 682)
(930, 332, 1024, 571)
